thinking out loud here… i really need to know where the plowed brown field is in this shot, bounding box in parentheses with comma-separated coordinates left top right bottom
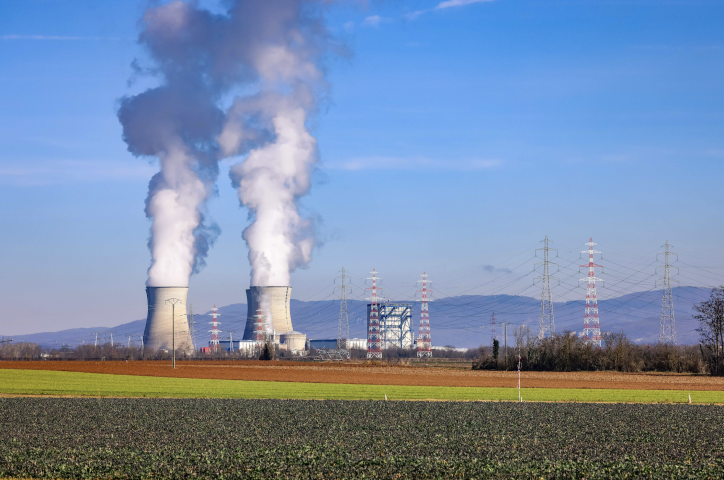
(2, 360, 723, 391)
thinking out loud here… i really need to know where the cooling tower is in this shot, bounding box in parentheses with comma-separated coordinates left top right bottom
(242, 286, 293, 340)
(143, 286, 194, 352)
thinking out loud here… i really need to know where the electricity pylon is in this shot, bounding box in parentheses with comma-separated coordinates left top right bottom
(366, 269, 383, 359)
(657, 240, 679, 345)
(490, 312, 497, 347)
(416, 272, 432, 358)
(535, 236, 558, 339)
(188, 304, 197, 351)
(335, 267, 350, 354)
(580, 238, 603, 347)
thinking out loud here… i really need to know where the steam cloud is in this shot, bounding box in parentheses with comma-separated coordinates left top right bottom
(118, 0, 338, 287)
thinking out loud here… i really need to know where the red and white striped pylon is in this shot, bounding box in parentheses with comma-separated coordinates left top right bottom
(417, 272, 432, 358)
(208, 305, 222, 351)
(366, 269, 383, 359)
(254, 306, 266, 353)
(580, 238, 603, 347)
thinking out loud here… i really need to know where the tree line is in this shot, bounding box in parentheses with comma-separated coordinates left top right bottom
(473, 286, 724, 376)
(3, 287, 723, 375)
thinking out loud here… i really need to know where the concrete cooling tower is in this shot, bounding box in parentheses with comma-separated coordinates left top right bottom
(242, 286, 293, 340)
(143, 286, 194, 352)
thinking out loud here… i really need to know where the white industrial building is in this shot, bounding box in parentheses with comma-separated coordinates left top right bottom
(346, 338, 367, 350)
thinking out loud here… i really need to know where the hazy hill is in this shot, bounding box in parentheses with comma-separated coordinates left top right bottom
(3, 287, 711, 349)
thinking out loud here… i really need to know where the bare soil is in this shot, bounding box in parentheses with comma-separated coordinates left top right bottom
(2, 360, 723, 391)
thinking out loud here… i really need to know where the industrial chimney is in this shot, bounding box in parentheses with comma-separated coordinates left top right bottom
(143, 286, 194, 352)
(242, 286, 293, 340)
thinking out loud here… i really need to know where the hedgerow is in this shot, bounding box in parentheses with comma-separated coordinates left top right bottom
(1, 398, 722, 479)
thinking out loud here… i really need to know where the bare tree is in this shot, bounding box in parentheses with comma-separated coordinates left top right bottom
(693, 286, 724, 376)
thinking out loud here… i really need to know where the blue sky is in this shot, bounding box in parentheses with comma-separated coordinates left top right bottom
(1, 0, 723, 335)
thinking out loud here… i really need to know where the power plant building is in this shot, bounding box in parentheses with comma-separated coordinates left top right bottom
(143, 286, 194, 352)
(242, 286, 293, 340)
(367, 303, 414, 349)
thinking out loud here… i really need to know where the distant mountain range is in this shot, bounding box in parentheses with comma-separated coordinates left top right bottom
(3, 287, 711, 349)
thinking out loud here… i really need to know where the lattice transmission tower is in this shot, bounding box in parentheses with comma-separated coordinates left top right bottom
(366, 269, 383, 359)
(580, 238, 603, 347)
(490, 312, 497, 347)
(417, 272, 433, 358)
(535, 236, 558, 339)
(187, 304, 197, 351)
(335, 267, 351, 357)
(208, 305, 221, 352)
(657, 240, 679, 345)
(254, 306, 266, 353)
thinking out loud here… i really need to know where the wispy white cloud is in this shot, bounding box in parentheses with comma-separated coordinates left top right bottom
(436, 0, 493, 9)
(362, 15, 391, 27)
(407, 0, 494, 19)
(326, 156, 501, 171)
(1, 35, 128, 41)
(0, 159, 156, 186)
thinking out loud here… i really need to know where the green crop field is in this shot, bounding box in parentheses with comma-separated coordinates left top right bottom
(1, 398, 723, 479)
(1, 369, 723, 403)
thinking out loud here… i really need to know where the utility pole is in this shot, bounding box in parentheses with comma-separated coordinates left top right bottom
(91, 332, 100, 347)
(657, 241, 679, 345)
(417, 272, 433, 358)
(518, 339, 522, 402)
(580, 238, 604, 347)
(0, 337, 12, 346)
(501, 321, 512, 370)
(107, 331, 116, 348)
(490, 312, 497, 347)
(126, 334, 132, 348)
(535, 236, 558, 339)
(166, 298, 182, 369)
(335, 267, 350, 356)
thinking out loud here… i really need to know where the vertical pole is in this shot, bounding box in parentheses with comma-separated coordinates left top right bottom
(172, 302, 176, 369)
(504, 323, 508, 370)
(166, 298, 181, 369)
(518, 335, 521, 401)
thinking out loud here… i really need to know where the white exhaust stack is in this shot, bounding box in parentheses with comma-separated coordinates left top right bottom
(143, 286, 194, 352)
(243, 286, 292, 341)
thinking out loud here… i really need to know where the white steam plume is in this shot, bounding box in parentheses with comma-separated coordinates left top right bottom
(118, 0, 340, 287)
(219, 3, 338, 287)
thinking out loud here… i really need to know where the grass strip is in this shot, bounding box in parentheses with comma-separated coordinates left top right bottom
(2, 369, 723, 403)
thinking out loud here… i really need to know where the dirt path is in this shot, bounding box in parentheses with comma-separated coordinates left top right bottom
(2, 360, 723, 391)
